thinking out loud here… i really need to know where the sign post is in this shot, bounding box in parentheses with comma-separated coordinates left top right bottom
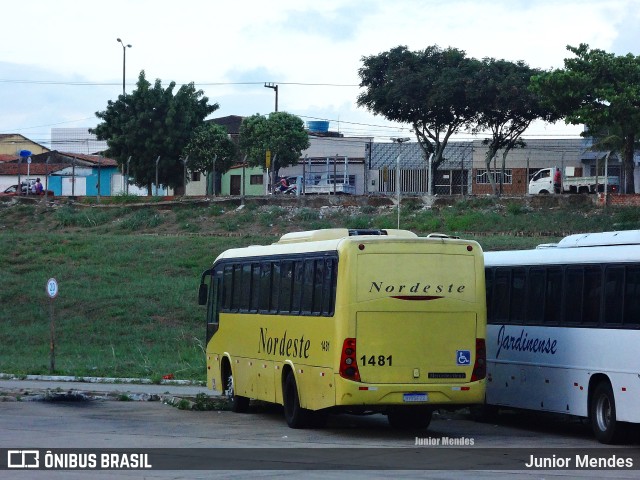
(46, 278, 58, 373)
(18, 150, 32, 196)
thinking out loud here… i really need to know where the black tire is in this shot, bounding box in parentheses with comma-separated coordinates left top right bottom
(283, 371, 309, 428)
(388, 406, 432, 430)
(590, 381, 626, 444)
(223, 365, 250, 413)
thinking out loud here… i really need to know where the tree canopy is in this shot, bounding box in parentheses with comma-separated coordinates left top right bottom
(531, 44, 640, 193)
(91, 71, 218, 193)
(183, 122, 238, 194)
(358, 45, 483, 189)
(238, 112, 309, 178)
(474, 58, 559, 195)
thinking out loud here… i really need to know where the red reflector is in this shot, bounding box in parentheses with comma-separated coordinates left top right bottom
(467, 245, 473, 251)
(339, 338, 361, 382)
(622, 387, 627, 392)
(359, 387, 368, 390)
(461, 386, 470, 391)
(471, 338, 486, 382)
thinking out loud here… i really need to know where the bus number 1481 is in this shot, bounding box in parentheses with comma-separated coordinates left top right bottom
(361, 355, 393, 366)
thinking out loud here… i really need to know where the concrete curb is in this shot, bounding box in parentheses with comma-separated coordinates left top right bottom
(0, 372, 205, 387)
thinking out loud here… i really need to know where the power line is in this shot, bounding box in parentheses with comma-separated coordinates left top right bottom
(0, 79, 359, 87)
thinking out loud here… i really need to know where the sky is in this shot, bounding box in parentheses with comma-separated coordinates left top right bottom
(2, 0, 640, 148)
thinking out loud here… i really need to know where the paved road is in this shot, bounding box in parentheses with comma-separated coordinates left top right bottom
(0, 378, 638, 480)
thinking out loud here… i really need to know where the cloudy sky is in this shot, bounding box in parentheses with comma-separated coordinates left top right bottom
(2, 0, 639, 147)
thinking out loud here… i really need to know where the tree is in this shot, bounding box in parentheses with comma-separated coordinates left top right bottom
(238, 112, 309, 179)
(357, 45, 482, 191)
(91, 71, 218, 193)
(531, 44, 640, 193)
(474, 58, 560, 195)
(183, 123, 238, 195)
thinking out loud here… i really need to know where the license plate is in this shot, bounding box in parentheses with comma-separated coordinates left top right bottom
(403, 393, 428, 403)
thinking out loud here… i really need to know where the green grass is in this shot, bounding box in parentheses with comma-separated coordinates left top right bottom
(0, 233, 267, 380)
(1, 196, 639, 381)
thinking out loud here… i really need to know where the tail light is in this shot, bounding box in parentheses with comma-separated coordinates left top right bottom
(471, 338, 486, 382)
(339, 338, 361, 381)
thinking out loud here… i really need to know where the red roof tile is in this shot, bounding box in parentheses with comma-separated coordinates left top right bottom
(0, 163, 69, 175)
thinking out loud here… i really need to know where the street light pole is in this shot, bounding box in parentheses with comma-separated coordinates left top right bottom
(117, 38, 132, 95)
(264, 83, 278, 112)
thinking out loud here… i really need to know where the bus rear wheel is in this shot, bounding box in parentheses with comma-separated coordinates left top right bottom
(223, 366, 249, 413)
(283, 371, 310, 428)
(590, 381, 626, 444)
(388, 406, 432, 430)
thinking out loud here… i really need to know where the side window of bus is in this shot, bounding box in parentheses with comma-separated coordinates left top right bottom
(604, 265, 624, 325)
(323, 258, 337, 316)
(239, 263, 252, 311)
(222, 264, 233, 311)
(258, 262, 272, 313)
(544, 267, 563, 325)
(207, 270, 221, 325)
(527, 267, 545, 324)
(312, 259, 325, 315)
(510, 268, 527, 323)
(564, 266, 584, 325)
(492, 268, 510, 323)
(271, 262, 281, 313)
(582, 266, 602, 325)
(232, 264, 243, 311)
(249, 263, 261, 313)
(207, 271, 218, 323)
(624, 266, 640, 327)
(279, 261, 294, 313)
(291, 260, 304, 314)
(301, 259, 315, 314)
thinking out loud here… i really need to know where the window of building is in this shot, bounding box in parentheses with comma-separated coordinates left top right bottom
(476, 169, 512, 185)
(250, 175, 263, 185)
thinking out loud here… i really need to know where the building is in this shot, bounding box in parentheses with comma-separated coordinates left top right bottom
(0, 134, 49, 159)
(0, 151, 119, 196)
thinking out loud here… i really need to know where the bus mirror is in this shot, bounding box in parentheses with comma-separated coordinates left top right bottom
(198, 283, 208, 306)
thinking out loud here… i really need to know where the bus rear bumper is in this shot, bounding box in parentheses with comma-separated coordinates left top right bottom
(335, 379, 486, 407)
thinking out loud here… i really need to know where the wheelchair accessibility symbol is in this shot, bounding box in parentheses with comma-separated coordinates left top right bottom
(456, 350, 471, 365)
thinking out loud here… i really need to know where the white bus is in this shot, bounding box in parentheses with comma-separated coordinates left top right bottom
(484, 230, 640, 443)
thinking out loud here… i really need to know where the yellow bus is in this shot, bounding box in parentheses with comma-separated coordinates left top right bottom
(198, 228, 486, 429)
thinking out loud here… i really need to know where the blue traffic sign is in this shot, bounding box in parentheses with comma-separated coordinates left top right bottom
(19, 150, 32, 157)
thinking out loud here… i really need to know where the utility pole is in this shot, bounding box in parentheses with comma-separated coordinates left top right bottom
(264, 83, 278, 112)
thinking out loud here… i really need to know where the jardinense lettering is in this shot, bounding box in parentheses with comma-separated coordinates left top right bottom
(259, 327, 310, 359)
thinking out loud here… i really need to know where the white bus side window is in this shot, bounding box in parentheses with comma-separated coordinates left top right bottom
(493, 268, 510, 323)
(624, 266, 640, 326)
(544, 267, 563, 325)
(564, 266, 584, 325)
(583, 266, 602, 325)
(604, 266, 624, 325)
(527, 267, 545, 324)
(510, 268, 527, 323)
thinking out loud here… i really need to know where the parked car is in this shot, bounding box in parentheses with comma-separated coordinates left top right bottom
(1, 184, 54, 197)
